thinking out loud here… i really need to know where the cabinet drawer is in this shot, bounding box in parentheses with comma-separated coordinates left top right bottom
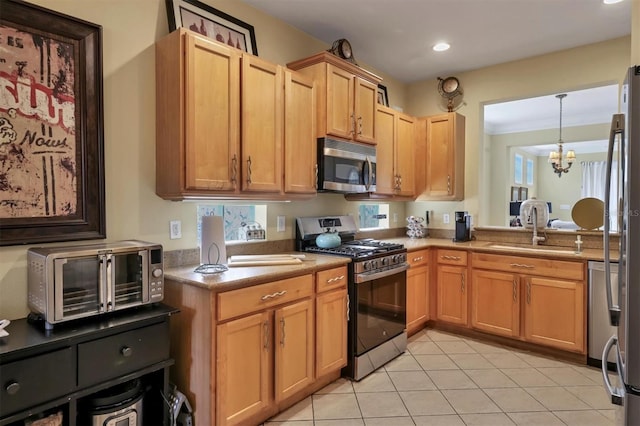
(218, 274, 313, 321)
(472, 252, 584, 281)
(77, 321, 170, 387)
(0, 347, 74, 417)
(437, 249, 467, 266)
(316, 266, 348, 293)
(408, 249, 429, 268)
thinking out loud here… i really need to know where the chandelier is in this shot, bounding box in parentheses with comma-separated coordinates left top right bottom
(548, 93, 576, 177)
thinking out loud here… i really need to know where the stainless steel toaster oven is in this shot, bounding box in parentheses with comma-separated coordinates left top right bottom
(27, 240, 164, 329)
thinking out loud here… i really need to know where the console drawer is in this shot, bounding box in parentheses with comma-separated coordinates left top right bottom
(472, 252, 584, 280)
(316, 266, 347, 293)
(437, 249, 468, 266)
(77, 321, 169, 387)
(0, 347, 74, 416)
(408, 249, 429, 268)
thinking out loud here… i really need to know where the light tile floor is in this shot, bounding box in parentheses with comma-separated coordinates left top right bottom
(265, 328, 618, 426)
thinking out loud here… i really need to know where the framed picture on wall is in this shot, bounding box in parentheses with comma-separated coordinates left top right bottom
(377, 84, 389, 106)
(166, 0, 258, 55)
(519, 187, 529, 201)
(0, 0, 106, 246)
(511, 186, 520, 202)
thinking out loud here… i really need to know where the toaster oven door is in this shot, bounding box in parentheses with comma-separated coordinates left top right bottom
(106, 249, 149, 311)
(54, 256, 104, 321)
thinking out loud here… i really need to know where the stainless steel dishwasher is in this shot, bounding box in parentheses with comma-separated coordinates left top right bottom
(588, 260, 618, 368)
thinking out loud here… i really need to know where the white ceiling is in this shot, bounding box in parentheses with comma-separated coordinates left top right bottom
(242, 0, 630, 135)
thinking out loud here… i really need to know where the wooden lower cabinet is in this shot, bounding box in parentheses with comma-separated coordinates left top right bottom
(437, 264, 468, 326)
(217, 299, 314, 425)
(316, 288, 348, 376)
(471, 270, 520, 337)
(406, 249, 429, 334)
(523, 276, 585, 352)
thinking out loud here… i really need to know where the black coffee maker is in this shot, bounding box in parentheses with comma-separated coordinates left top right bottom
(454, 211, 471, 242)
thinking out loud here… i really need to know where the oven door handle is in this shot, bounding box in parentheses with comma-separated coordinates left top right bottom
(354, 264, 409, 283)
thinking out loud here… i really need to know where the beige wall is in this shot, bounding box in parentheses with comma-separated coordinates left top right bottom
(0, 0, 407, 320)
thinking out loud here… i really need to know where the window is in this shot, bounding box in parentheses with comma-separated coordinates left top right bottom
(526, 158, 534, 185)
(358, 203, 390, 230)
(197, 204, 267, 242)
(514, 153, 523, 184)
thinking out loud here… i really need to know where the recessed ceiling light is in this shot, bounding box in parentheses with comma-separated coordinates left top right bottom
(603, 0, 624, 4)
(433, 42, 450, 52)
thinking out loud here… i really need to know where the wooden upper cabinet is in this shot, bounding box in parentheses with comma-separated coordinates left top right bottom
(375, 105, 416, 196)
(287, 52, 382, 145)
(156, 29, 241, 199)
(241, 56, 283, 193)
(284, 70, 317, 194)
(420, 112, 465, 200)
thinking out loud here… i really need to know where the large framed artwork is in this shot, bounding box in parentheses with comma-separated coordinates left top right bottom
(166, 0, 258, 55)
(0, 0, 106, 246)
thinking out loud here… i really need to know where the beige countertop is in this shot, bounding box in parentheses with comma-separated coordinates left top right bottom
(165, 253, 350, 291)
(381, 237, 612, 261)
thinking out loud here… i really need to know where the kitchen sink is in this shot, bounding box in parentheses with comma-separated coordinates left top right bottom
(487, 244, 577, 255)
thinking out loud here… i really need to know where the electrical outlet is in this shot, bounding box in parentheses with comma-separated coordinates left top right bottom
(277, 216, 286, 232)
(443, 213, 450, 224)
(170, 220, 182, 239)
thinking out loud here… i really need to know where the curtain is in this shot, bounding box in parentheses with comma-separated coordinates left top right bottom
(581, 160, 618, 231)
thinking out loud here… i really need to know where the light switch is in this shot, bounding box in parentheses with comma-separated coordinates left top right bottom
(277, 216, 286, 232)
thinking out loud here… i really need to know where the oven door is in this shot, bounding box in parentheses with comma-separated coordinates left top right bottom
(54, 255, 104, 322)
(107, 249, 150, 311)
(353, 266, 407, 356)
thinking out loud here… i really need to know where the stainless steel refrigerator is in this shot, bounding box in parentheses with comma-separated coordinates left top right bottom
(602, 64, 640, 425)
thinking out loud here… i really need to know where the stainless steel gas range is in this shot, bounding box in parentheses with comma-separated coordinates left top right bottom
(296, 216, 408, 381)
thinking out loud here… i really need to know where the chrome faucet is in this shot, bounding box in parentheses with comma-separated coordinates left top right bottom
(531, 206, 546, 246)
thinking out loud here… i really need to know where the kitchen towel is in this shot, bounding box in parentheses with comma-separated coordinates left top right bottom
(201, 215, 227, 265)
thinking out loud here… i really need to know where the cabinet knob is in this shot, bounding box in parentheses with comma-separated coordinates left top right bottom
(121, 346, 133, 357)
(6, 381, 20, 395)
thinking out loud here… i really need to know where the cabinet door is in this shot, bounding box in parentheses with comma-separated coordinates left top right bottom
(395, 113, 416, 196)
(284, 70, 317, 194)
(424, 113, 464, 200)
(316, 289, 348, 377)
(407, 265, 429, 334)
(326, 64, 355, 140)
(274, 299, 314, 402)
(374, 106, 396, 195)
(471, 270, 520, 337)
(437, 265, 468, 325)
(185, 33, 240, 191)
(354, 77, 377, 144)
(217, 311, 271, 426)
(241, 55, 283, 192)
(523, 276, 585, 353)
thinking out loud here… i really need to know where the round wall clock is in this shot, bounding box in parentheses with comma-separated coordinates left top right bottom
(437, 76, 464, 112)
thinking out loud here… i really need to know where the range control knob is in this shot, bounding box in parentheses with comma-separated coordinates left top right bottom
(381, 257, 389, 266)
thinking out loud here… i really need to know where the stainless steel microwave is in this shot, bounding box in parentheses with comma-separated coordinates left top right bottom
(27, 240, 164, 329)
(317, 137, 376, 193)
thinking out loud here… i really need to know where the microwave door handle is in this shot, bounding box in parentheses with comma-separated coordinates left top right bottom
(604, 113, 624, 326)
(363, 156, 373, 191)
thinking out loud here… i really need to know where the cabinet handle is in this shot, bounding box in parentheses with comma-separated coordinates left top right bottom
(264, 320, 269, 350)
(358, 116, 363, 135)
(461, 273, 465, 293)
(280, 317, 286, 347)
(260, 290, 287, 301)
(447, 175, 451, 194)
(346, 293, 350, 321)
(327, 275, 345, 283)
(513, 279, 517, 302)
(246, 156, 252, 186)
(442, 255, 461, 261)
(231, 154, 238, 185)
(6, 381, 20, 395)
(121, 346, 132, 357)
(527, 281, 531, 304)
(412, 256, 423, 262)
(509, 263, 535, 269)
(350, 113, 355, 135)
(314, 164, 318, 190)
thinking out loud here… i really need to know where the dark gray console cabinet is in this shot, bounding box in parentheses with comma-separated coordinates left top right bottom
(0, 304, 178, 426)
